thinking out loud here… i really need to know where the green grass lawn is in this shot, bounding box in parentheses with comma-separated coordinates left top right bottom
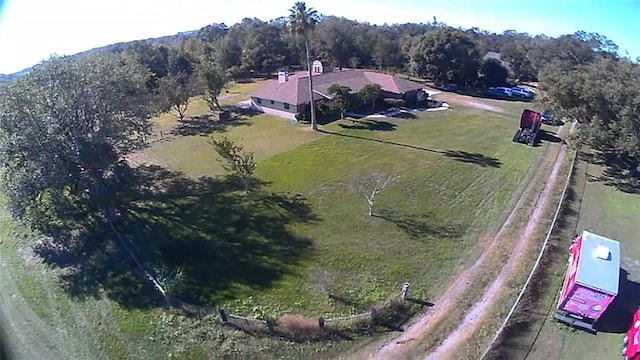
(145, 113, 323, 177)
(149, 79, 265, 138)
(497, 152, 640, 360)
(1, 98, 550, 358)
(219, 80, 263, 106)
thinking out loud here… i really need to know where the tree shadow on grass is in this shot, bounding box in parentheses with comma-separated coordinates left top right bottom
(406, 298, 434, 307)
(581, 150, 640, 194)
(172, 113, 251, 137)
(318, 129, 501, 168)
(34, 165, 317, 309)
(442, 150, 502, 168)
(338, 119, 397, 131)
(394, 111, 417, 119)
(598, 162, 640, 195)
(533, 129, 562, 147)
(374, 209, 465, 241)
(595, 268, 640, 333)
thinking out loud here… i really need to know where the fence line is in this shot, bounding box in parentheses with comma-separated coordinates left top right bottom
(324, 312, 371, 323)
(479, 146, 578, 360)
(227, 313, 267, 324)
(218, 285, 409, 334)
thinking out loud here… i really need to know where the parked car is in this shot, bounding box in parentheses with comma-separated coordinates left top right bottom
(484, 87, 513, 99)
(442, 83, 458, 92)
(541, 109, 561, 125)
(510, 87, 533, 99)
(384, 107, 401, 117)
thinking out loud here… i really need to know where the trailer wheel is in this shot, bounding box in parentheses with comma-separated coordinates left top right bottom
(513, 129, 522, 142)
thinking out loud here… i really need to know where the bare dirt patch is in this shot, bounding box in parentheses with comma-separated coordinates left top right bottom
(125, 150, 160, 167)
(431, 91, 504, 113)
(19, 236, 62, 265)
(461, 100, 502, 112)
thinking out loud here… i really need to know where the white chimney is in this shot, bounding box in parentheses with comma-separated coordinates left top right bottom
(278, 71, 289, 83)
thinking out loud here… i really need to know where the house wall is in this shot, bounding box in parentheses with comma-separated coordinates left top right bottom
(250, 96, 299, 114)
(404, 90, 419, 104)
(382, 91, 403, 100)
(381, 90, 419, 105)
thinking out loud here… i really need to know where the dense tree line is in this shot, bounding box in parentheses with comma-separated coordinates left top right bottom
(540, 57, 640, 187)
(152, 15, 625, 87)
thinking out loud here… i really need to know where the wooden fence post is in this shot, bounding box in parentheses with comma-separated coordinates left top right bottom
(401, 282, 410, 300)
(370, 307, 377, 325)
(219, 308, 228, 323)
(319, 316, 325, 329)
(265, 316, 275, 332)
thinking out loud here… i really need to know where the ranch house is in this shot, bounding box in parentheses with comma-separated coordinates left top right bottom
(248, 60, 424, 119)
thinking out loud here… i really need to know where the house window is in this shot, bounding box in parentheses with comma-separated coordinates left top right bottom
(256, 98, 262, 104)
(270, 100, 275, 105)
(284, 103, 290, 110)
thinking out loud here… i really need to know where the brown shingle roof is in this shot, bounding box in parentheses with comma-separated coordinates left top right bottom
(249, 70, 423, 105)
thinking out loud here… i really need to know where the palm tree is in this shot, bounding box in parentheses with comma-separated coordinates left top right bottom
(287, 2, 320, 130)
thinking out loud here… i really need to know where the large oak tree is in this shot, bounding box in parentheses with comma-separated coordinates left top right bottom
(409, 27, 480, 86)
(0, 52, 153, 230)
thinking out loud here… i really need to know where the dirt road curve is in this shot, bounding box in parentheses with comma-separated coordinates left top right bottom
(368, 124, 569, 360)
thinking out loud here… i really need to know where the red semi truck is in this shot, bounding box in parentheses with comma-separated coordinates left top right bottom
(624, 307, 640, 359)
(512, 109, 542, 146)
(553, 231, 621, 333)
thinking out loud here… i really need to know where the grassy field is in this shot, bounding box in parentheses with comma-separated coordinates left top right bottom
(391, 119, 568, 360)
(494, 151, 640, 359)
(147, 80, 260, 139)
(145, 113, 322, 177)
(1, 90, 549, 358)
(219, 80, 263, 106)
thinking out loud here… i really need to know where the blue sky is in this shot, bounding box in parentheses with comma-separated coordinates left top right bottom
(0, 0, 638, 74)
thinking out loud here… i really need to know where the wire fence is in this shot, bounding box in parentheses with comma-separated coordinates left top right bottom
(479, 146, 578, 360)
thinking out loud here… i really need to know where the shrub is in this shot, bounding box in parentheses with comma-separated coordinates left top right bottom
(316, 101, 335, 117)
(384, 98, 406, 108)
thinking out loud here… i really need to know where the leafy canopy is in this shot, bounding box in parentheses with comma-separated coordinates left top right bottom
(328, 84, 356, 118)
(540, 56, 640, 187)
(286, 2, 320, 39)
(0, 52, 153, 229)
(409, 27, 480, 86)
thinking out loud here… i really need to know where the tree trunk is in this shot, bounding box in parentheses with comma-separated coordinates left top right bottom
(305, 38, 317, 131)
(243, 176, 251, 194)
(368, 205, 373, 216)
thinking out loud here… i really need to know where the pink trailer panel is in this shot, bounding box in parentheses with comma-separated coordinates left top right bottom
(559, 284, 615, 321)
(554, 231, 621, 332)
